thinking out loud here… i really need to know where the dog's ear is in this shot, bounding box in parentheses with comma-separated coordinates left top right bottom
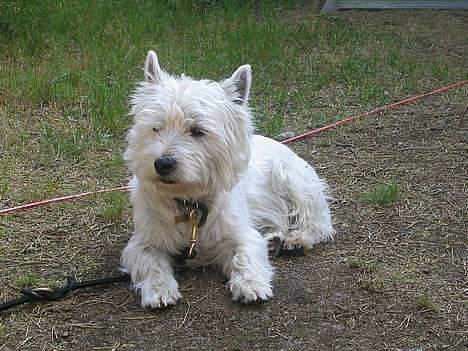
(221, 65, 252, 105)
(144, 50, 162, 84)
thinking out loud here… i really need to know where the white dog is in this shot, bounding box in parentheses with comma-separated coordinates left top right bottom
(121, 51, 334, 308)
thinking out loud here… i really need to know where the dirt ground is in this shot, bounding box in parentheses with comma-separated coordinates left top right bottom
(1, 92, 467, 350)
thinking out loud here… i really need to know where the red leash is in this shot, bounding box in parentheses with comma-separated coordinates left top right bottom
(0, 186, 130, 215)
(1, 80, 467, 216)
(281, 79, 468, 144)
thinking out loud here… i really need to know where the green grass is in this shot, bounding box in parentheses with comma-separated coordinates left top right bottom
(417, 294, 440, 313)
(359, 277, 385, 292)
(348, 257, 421, 292)
(2, 2, 466, 138)
(347, 257, 378, 272)
(0, 323, 6, 337)
(0, 174, 9, 198)
(361, 181, 400, 206)
(100, 192, 128, 220)
(389, 271, 416, 285)
(15, 273, 42, 288)
(38, 124, 95, 162)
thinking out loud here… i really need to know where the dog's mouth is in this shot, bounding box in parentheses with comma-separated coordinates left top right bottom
(159, 177, 177, 185)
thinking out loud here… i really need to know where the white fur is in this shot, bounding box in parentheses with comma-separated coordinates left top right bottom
(121, 51, 334, 308)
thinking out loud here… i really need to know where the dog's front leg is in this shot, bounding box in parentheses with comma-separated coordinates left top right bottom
(221, 228, 274, 303)
(121, 238, 182, 308)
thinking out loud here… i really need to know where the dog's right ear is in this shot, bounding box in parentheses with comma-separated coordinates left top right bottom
(144, 50, 162, 84)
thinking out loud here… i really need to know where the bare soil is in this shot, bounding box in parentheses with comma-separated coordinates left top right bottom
(1, 92, 467, 350)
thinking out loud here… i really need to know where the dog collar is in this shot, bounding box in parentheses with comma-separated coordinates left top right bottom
(174, 198, 209, 259)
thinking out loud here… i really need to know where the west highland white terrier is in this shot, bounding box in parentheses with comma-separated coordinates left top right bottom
(121, 51, 334, 308)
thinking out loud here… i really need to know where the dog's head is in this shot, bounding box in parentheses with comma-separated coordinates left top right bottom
(124, 51, 253, 198)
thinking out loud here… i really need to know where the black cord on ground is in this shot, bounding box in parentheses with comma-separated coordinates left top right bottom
(0, 273, 131, 312)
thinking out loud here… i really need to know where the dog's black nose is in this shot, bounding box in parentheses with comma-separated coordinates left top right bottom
(154, 157, 177, 176)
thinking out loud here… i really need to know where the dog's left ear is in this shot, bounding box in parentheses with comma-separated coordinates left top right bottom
(221, 65, 252, 105)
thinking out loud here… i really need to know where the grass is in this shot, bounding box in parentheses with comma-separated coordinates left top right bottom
(0, 323, 6, 337)
(38, 125, 95, 162)
(417, 294, 440, 313)
(1, 2, 466, 156)
(389, 271, 416, 285)
(15, 273, 42, 288)
(361, 181, 400, 206)
(100, 192, 128, 220)
(347, 257, 383, 291)
(349, 258, 420, 292)
(347, 257, 378, 272)
(0, 175, 8, 198)
(358, 277, 385, 292)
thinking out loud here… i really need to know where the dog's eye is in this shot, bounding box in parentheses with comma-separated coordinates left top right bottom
(190, 127, 205, 137)
(152, 127, 159, 134)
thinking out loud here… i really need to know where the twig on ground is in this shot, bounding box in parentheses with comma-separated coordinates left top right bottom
(177, 298, 191, 330)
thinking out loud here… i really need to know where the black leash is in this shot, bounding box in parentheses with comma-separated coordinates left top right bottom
(0, 273, 130, 312)
(1, 254, 192, 312)
(1, 199, 208, 312)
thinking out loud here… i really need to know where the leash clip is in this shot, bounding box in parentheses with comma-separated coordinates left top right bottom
(187, 209, 201, 259)
(173, 198, 209, 260)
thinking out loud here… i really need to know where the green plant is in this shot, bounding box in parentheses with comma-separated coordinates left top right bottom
(100, 192, 127, 220)
(361, 181, 400, 205)
(15, 273, 41, 288)
(417, 294, 440, 313)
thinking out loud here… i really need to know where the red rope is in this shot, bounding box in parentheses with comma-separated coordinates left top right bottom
(1, 80, 467, 216)
(0, 186, 130, 216)
(281, 79, 468, 144)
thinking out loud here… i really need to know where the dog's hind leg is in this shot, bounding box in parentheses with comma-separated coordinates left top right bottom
(269, 158, 335, 253)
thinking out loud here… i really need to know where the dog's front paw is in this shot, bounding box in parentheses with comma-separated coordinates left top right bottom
(137, 277, 182, 308)
(228, 274, 273, 304)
